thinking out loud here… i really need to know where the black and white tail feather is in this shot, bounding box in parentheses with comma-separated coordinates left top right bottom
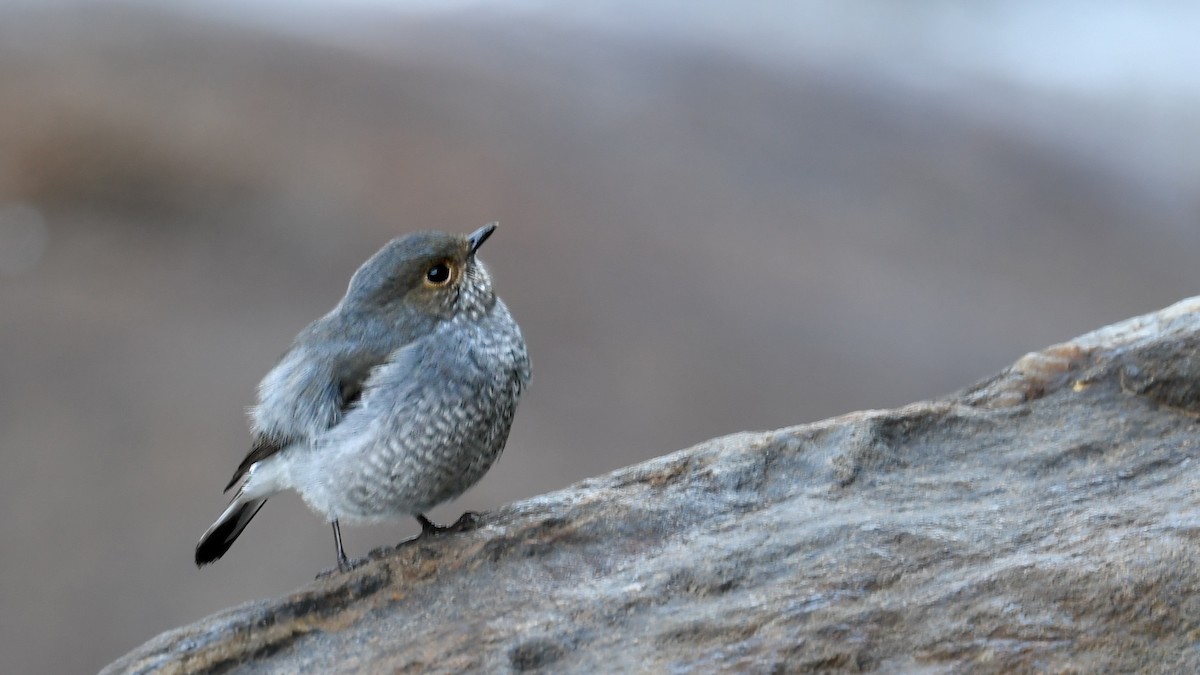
(194, 451, 282, 566)
(194, 495, 267, 566)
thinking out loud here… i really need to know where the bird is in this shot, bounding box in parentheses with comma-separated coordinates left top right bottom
(194, 222, 531, 572)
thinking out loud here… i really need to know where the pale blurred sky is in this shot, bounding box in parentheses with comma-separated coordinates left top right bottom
(163, 0, 1200, 97)
(7, 0, 1189, 97)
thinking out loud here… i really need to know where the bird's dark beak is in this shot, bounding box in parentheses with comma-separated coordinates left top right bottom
(468, 222, 497, 256)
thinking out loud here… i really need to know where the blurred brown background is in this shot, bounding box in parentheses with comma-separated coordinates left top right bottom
(1, 2, 1197, 673)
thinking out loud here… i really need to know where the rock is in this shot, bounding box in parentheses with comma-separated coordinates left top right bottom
(103, 298, 1200, 674)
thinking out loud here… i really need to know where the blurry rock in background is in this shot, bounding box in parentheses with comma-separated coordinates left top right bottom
(0, 2, 1196, 673)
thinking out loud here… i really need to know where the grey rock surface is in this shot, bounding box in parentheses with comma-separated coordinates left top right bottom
(104, 297, 1200, 674)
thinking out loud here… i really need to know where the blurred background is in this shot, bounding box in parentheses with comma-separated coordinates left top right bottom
(1, 1, 1198, 672)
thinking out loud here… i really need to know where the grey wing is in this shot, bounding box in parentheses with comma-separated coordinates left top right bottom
(227, 340, 390, 491)
(315, 336, 430, 445)
(314, 327, 482, 461)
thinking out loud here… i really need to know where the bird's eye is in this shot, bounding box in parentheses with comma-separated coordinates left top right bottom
(426, 262, 452, 285)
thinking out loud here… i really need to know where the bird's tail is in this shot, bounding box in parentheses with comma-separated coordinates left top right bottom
(195, 496, 267, 566)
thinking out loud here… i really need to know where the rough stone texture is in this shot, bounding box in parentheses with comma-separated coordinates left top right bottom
(104, 298, 1200, 674)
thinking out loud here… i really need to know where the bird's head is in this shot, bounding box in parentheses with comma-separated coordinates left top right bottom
(343, 223, 499, 323)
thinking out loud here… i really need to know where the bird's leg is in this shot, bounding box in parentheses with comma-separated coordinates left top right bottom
(415, 512, 480, 536)
(331, 520, 361, 572)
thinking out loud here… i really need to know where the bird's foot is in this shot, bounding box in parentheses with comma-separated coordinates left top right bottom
(339, 553, 367, 573)
(315, 555, 366, 580)
(416, 511, 481, 537)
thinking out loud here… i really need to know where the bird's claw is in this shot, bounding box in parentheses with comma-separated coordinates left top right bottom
(416, 511, 481, 537)
(316, 555, 366, 579)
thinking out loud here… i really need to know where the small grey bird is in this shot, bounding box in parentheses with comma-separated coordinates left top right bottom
(195, 223, 530, 571)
